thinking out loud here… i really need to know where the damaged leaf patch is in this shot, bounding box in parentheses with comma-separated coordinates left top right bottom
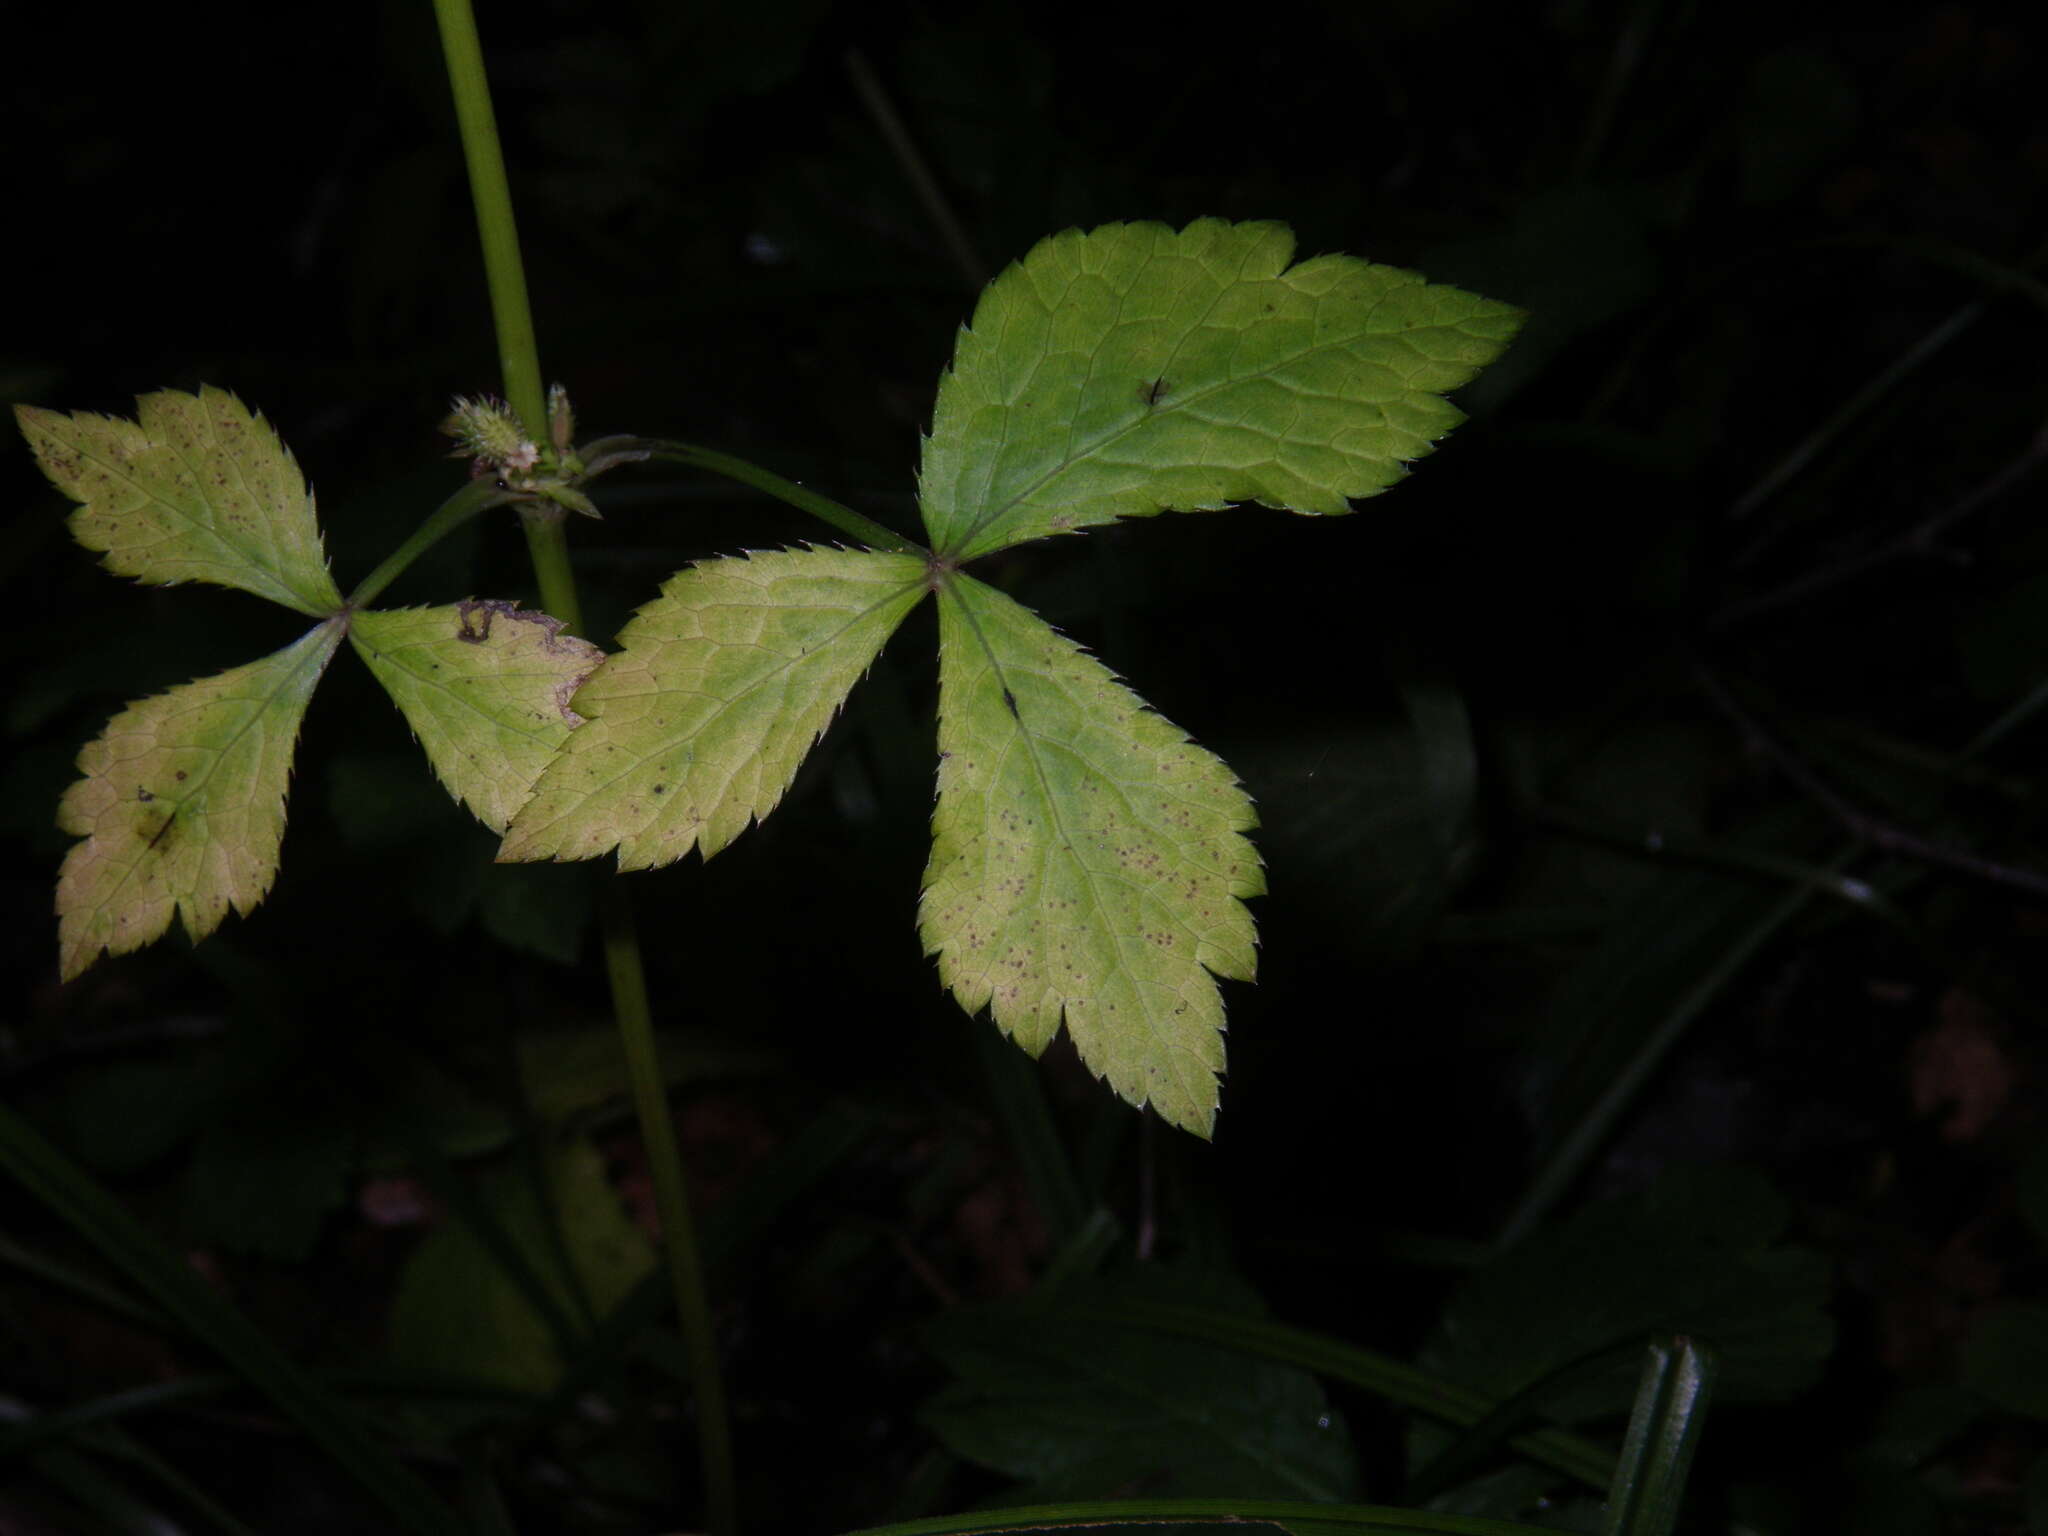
(350, 603, 605, 834)
(499, 548, 927, 869)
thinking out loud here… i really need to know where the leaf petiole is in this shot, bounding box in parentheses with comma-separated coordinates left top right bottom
(348, 477, 511, 609)
(619, 437, 927, 555)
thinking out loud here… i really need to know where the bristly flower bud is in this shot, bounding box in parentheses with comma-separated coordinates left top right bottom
(547, 383, 575, 456)
(440, 395, 538, 475)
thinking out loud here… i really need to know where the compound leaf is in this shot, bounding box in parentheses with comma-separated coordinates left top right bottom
(351, 601, 605, 834)
(17, 388, 343, 615)
(918, 219, 1523, 562)
(56, 620, 345, 980)
(500, 547, 927, 870)
(920, 572, 1261, 1137)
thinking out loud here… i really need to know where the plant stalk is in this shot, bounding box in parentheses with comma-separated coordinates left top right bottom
(603, 882, 736, 1536)
(517, 505, 586, 634)
(628, 438, 926, 554)
(430, 5, 738, 1532)
(430, 0, 547, 440)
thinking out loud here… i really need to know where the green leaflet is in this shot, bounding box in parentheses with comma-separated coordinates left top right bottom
(350, 602, 605, 834)
(500, 548, 928, 870)
(55, 620, 346, 981)
(16, 388, 343, 616)
(918, 219, 1523, 562)
(921, 572, 1262, 1138)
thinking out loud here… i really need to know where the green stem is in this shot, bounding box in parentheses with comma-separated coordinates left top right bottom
(348, 477, 504, 608)
(603, 885, 737, 1536)
(430, 0, 546, 439)
(624, 438, 926, 554)
(518, 504, 585, 635)
(428, 8, 738, 1534)
(843, 48, 985, 291)
(1495, 873, 1822, 1249)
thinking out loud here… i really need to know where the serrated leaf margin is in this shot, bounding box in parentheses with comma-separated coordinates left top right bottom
(499, 547, 929, 870)
(17, 388, 344, 615)
(55, 619, 345, 979)
(920, 571, 1262, 1136)
(918, 218, 1523, 562)
(350, 600, 605, 834)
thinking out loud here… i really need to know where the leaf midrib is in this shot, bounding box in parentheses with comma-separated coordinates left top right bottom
(356, 621, 583, 751)
(81, 620, 341, 921)
(519, 573, 926, 839)
(71, 415, 323, 616)
(941, 272, 1408, 560)
(940, 576, 1216, 1113)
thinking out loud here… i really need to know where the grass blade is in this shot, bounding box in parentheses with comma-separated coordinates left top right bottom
(1499, 868, 1823, 1248)
(1406, 1339, 1653, 1503)
(974, 1022, 1087, 1247)
(1600, 1337, 1718, 1536)
(0, 1102, 464, 1536)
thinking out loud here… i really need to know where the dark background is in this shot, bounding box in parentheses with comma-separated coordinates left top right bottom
(6, 2, 2048, 1532)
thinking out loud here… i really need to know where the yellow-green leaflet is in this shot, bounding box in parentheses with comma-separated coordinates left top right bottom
(56, 620, 345, 980)
(350, 602, 605, 834)
(921, 571, 1262, 1137)
(501, 548, 928, 869)
(16, 388, 343, 615)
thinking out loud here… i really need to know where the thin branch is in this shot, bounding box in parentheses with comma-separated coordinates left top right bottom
(1726, 301, 1984, 563)
(844, 48, 987, 292)
(1693, 662, 2048, 904)
(1711, 414, 2048, 631)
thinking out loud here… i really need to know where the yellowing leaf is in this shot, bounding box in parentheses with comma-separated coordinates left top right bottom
(17, 388, 343, 615)
(918, 219, 1523, 562)
(500, 548, 928, 870)
(350, 601, 605, 834)
(56, 621, 345, 980)
(920, 572, 1262, 1137)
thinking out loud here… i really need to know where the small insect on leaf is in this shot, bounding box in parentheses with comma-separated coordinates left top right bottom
(918, 218, 1524, 562)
